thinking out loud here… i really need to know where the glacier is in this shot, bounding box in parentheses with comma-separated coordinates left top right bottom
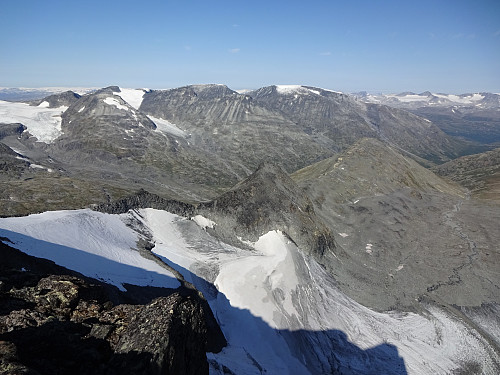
(0, 208, 498, 374)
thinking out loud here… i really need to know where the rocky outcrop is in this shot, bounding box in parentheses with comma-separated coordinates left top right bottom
(32, 91, 81, 108)
(94, 189, 196, 217)
(0, 123, 26, 140)
(197, 162, 338, 261)
(0, 242, 225, 374)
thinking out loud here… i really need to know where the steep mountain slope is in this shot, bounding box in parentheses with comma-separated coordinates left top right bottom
(197, 162, 337, 261)
(292, 138, 499, 314)
(250, 85, 465, 164)
(139, 84, 333, 175)
(0, 83, 482, 216)
(433, 147, 500, 201)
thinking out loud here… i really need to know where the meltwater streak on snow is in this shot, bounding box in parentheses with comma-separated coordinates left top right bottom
(0, 100, 67, 143)
(0, 209, 180, 291)
(113, 88, 146, 110)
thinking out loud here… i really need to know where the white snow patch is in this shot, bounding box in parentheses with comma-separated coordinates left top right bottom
(215, 231, 300, 328)
(386, 94, 430, 102)
(29, 163, 46, 169)
(38, 101, 50, 108)
(148, 115, 187, 138)
(276, 85, 303, 94)
(104, 97, 130, 111)
(0, 209, 180, 291)
(113, 88, 146, 110)
(0, 100, 67, 143)
(78, 106, 85, 113)
(275, 85, 324, 96)
(191, 215, 216, 230)
(338, 233, 349, 238)
(434, 93, 484, 104)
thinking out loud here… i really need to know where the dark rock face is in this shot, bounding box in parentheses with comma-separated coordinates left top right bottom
(198, 162, 338, 262)
(0, 123, 26, 140)
(32, 91, 81, 108)
(94, 189, 196, 217)
(0, 243, 222, 375)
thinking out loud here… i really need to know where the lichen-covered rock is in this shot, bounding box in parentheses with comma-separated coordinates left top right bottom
(111, 295, 208, 375)
(0, 243, 223, 374)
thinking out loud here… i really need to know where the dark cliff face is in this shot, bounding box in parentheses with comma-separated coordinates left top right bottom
(197, 162, 338, 264)
(0, 242, 225, 375)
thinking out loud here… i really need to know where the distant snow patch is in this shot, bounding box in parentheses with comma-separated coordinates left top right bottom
(113, 88, 146, 110)
(276, 85, 342, 96)
(0, 100, 67, 143)
(339, 233, 349, 238)
(365, 243, 373, 254)
(148, 115, 187, 138)
(38, 101, 50, 108)
(276, 85, 321, 96)
(191, 215, 216, 230)
(104, 97, 130, 111)
(276, 85, 303, 94)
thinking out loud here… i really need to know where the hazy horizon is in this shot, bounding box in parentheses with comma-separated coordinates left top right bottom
(1, 0, 499, 93)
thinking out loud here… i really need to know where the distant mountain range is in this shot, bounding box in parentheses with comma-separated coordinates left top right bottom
(1, 83, 499, 374)
(357, 91, 500, 110)
(356, 91, 500, 145)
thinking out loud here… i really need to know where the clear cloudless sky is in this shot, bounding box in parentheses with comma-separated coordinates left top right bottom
(1, 0, 499, 93)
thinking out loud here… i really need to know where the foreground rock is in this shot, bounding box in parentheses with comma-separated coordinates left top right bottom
(0, 242, 224, 374)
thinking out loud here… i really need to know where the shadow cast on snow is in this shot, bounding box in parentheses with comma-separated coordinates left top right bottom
(0, 229, 408, 375)
(156, 253, 408, 375)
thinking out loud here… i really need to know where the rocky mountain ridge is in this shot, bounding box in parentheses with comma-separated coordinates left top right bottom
(0, 241, 226, 374)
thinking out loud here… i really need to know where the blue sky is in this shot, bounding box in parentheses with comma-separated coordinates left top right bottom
(1, 0, 499, 93)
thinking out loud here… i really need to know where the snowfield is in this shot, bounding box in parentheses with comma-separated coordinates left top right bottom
(1, 208, 498, 374)
(0, 100, 67, 143)
(0, 209, 180, 290)
(112, 88, 147, 110)
(148, 115, 188, 138)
